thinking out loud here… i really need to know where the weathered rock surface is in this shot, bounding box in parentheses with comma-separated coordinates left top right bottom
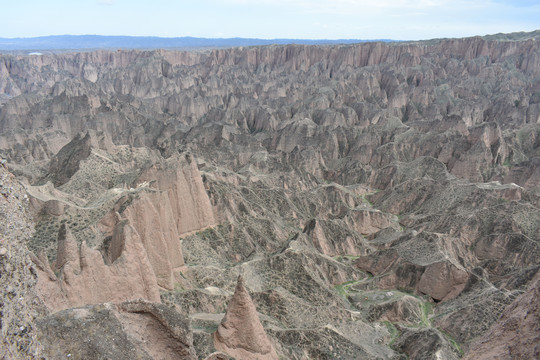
(213, 275, 278, 360)
(463, 274, 540, 360)
(1, 32, 539, 359)
(354, 231, 470, 301)
(121, 154, 217, 289)
(32, 221, 160, 311)
(23, 136, 218, 309)
(37, 300, 197, 360)
(393, 326, 460, 360)
(0, 162, 44, 359)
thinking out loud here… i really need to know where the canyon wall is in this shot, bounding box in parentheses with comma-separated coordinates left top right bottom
(1, 34, 539, 359)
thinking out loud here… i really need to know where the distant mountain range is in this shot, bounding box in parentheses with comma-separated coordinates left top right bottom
(1, 31, 538, 53)
(0, 35, 396, 52)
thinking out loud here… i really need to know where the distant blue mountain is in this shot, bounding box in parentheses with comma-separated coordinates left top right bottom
(0, 35, 397, 51)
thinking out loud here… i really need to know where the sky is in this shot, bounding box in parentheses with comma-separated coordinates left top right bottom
(1, 0, 539, 41)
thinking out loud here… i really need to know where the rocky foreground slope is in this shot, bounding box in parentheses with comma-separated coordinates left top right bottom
(0, 163, 43, 359)
(0, 33, 539, 359)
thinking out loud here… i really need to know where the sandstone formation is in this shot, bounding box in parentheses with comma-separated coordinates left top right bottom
(213, 275, 278, 360)
(463, 274, 540, 360)
(37, 300, 197, 360)
(32, 221, 160, 311)
(0, 31, 539, 359)
(121, 154, 217, 289)
(393, 326, 460, 360)
(0, 162, 43, 359)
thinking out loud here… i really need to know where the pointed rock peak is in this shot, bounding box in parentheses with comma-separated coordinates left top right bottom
(37, 249, 50, 268)
(302, 218, 318, 234)
(38, 249, 58, 281)
(58, 223, 70, 241)
(86, 129, 115, 152)
(79, 240, 90, 269)
(48, 131, 93, 186)
(213, 275, 278, 360)
(107, 220, 130, 264)
(236, 274, 246, 290)
(56, 224, 80, 271)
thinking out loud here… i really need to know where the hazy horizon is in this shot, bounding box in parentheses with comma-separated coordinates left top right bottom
(1, 34, 397, 41)
(2, 0, 539, 41)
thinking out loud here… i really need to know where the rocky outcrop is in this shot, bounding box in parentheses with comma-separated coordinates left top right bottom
(54, 223, 79, 270)
(48, 131, 93, 186)
(120, 154, 217, 289)
(37, 300, 197, 360)
(25, 138, 217, 304)
(47, 129, 115, 186)
(32, 221, 160, 311)
(27, 132, 217, 292)
(0, 162, 43, 359)
(417, 261, 470, 301)
(393, 327, 460, 360)
(302, 219, 365, 256)
(1, 33, 539, 359)
(213, 275, 278, 360)
(463, 274, 540, 360)
(354, 232, 470, 301)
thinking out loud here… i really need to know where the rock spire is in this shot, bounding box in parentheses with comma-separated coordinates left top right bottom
(213, 275, 278, 360)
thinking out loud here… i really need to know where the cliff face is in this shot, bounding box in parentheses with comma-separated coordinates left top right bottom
(1, 34, 539, 359)
(32, 222, 161, 311)
(1, 38, 539, 173)
(26, 141, 217, 309)
(120, 155, 217, 289)
(37, 301, 198, 360)
(463, 273, 540, 360)
(0, 163, 43, 359)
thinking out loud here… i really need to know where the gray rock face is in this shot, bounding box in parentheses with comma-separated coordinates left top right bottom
(0, 33, 539, 359)
(48, 131, 93, 186)
(37, 301, 197, 360)
(0, 163, 44, 359)
(463, 274, 540, 360)
(393, 327, 460, 360)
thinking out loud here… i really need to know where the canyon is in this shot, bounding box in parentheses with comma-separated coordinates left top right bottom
(0, 32, 539, 359)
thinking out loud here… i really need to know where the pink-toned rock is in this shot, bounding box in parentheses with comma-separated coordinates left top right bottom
(345, 209, 400, 236)
(213, 276, 278, 360)
(30, 249, 57, 281)
(356, 249, 469, 301)
(54, 224, 80, 271)
(355, 249, 400, 275)
(417, 261, 469, 301)
(305, 219, 334, 255)
(303, 219, 362, 256)
(121, 154, 217, 289)
(463, 275, 540, 360)
(33, 221, 160, 311)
